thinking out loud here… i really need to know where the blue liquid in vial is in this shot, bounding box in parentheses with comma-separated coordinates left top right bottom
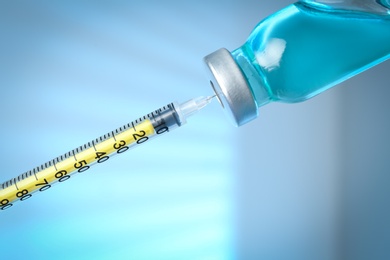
(232, 2, 390, 106)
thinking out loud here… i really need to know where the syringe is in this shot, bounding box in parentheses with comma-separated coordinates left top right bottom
(0, 96, 214, 211)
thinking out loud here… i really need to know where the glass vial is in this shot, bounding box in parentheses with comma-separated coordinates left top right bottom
(205, 0, 390, 126)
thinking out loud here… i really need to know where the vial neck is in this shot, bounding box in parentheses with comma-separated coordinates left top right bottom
(231, 46, 272, 108)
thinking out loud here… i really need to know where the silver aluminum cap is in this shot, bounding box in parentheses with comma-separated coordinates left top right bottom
(204, 48, 257, 127)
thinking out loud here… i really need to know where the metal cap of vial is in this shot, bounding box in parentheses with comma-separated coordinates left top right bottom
(204, 48, 257, 127)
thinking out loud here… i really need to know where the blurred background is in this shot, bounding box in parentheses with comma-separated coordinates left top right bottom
(0, 0, 389, 259)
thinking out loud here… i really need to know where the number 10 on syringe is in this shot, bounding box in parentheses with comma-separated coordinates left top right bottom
(0, 96, 213, 211)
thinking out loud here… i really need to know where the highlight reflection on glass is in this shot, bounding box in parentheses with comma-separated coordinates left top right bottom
(255, 38, 287, 71)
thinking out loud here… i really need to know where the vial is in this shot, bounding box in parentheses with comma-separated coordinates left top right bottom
(205, 0, 390, 126)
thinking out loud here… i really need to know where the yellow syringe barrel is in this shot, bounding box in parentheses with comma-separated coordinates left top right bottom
(0, 96, 214, 211)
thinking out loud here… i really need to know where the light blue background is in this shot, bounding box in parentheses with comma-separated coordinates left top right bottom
(1, 1, 389, 259)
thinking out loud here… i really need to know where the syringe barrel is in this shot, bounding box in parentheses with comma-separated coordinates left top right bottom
(0, 102, 183, 211)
